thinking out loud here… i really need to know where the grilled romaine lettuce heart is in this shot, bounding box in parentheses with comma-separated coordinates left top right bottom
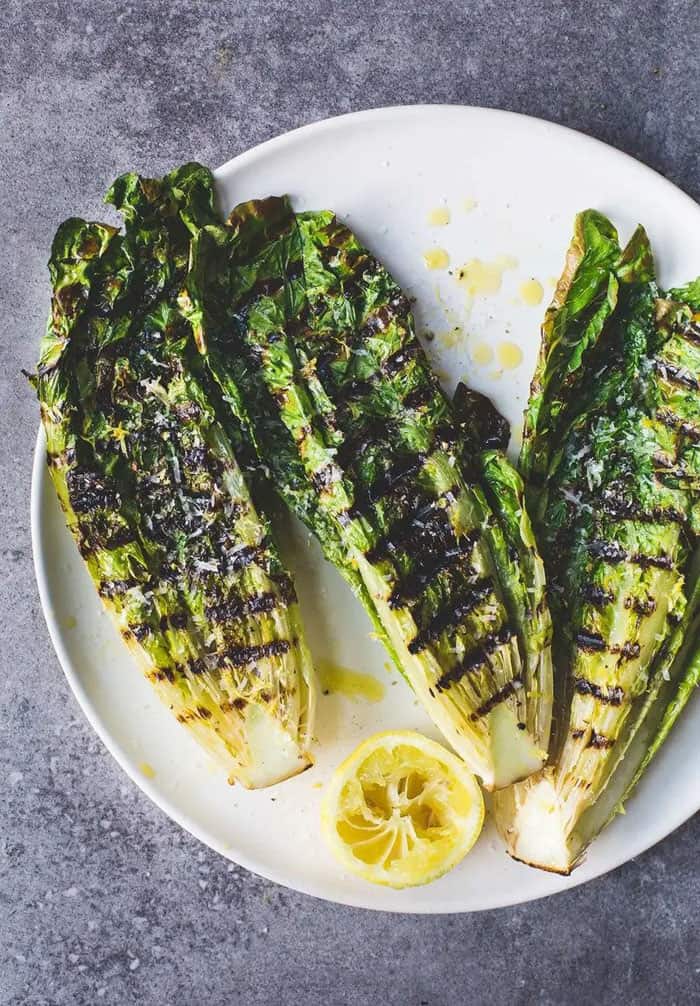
(496, 210, 700, 872)
(183, 197, 553, 790)
(32, 165, 315, 788)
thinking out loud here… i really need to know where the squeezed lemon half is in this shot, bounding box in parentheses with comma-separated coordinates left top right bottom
(321, 731, 484, 889)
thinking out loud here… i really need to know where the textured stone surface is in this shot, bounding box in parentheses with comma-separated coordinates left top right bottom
(2, 1, 699, 1003)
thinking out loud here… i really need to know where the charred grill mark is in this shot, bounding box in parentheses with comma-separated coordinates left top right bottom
(389, 530, 481, 607)
(470, 677, 523, 721)
(367, 454, 427, 505)
(67, 468, 119, 514)
(151, 666, 175, 683)
(656, 409, 700, 443)
(408, 578, 494, 653)
(206, 591, 278, 622)
(600, 491, 687, 527)
(573, 677, 624, 706)
(176, 704, 213, 724)
(366, 497, 447, 564)
(631, 551, 674, 570)
(129, 623, 150, 642)
(188, 658, 207, 676)
(98, 577, 139, 598)
(226, 640, 291, 666)
(587, 539, 674, 570)
(654, 359, 699, 390)
(226, 545, 261, 572)
(575, 630, 607, 652)
(618, 641, 641, 661)
(588, 730, 615, 750)
(587, 540, 627, 564)
(581, 584, 614, 608)
(436, 625, 514, 691)
(383, 344, 420, 376)
(629, 596, 657, 616)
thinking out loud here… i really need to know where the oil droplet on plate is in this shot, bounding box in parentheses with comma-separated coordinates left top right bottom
(427, 206, 450, 226)
(462, 197, 478, 212)
(63, 615, 77, 630)
(456, 256, 518, 296)
(497, 341, 524, 369)
(423, 248, 450, 270)
(317, 660, 385, 703)
(439, 327, 463, 349)
(470, 341, 494, 366)
(139, 762, 157, 780)
(519, 278, 544, 306)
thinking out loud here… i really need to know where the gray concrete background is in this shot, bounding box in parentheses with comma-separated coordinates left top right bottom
(2, 2, 699, 1003)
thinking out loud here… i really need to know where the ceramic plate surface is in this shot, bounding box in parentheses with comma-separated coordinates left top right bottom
(32, 105, 700, 912)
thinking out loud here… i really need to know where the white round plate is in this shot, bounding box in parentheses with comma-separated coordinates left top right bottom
(32, 105, 700, 912)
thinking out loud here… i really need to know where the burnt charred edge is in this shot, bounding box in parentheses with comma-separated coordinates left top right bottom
(98, 577, 140, 598)
(78, 521, 135, 552)
(225, 640, 291, 666)
(335, 376, 374, 405)
(128, 622, 151, 642)
(334, 418, 390, 471)
(362, 297, 411, 336)
(575, 630, 607, 652)
(653, 454, 693, 483)
(311, 464, 340, 492)
(188, 658, 208, 676)
(67, 468, 120, 514)
(150, 666, 175, 684)
(470, 677, 523, 721)
(656, 408, 700, 444)
(367, 453, 427, 505)
(572, 729, 585, 739)
(248, 275, 284, 301)
(206, 591, 279, 623)
(389, 530, 481, 608)
(581, 583, 614, 608)
(408, 578, 494, 653)
(654, 358, 700, 390)
(404, 384, 433, 411)
(684, 321, 700, 346)
(436, 625, 514, 691)
(273, 573, 298, 605)
(588, 729, 615, 750)
(383, 343, 421, 377)
(573, 677, 624, 706)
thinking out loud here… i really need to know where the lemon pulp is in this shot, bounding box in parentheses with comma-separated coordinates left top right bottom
(321, 731, 484, 888)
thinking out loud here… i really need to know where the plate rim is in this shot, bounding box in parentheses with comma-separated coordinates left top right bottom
(31, 103, 700, 913)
